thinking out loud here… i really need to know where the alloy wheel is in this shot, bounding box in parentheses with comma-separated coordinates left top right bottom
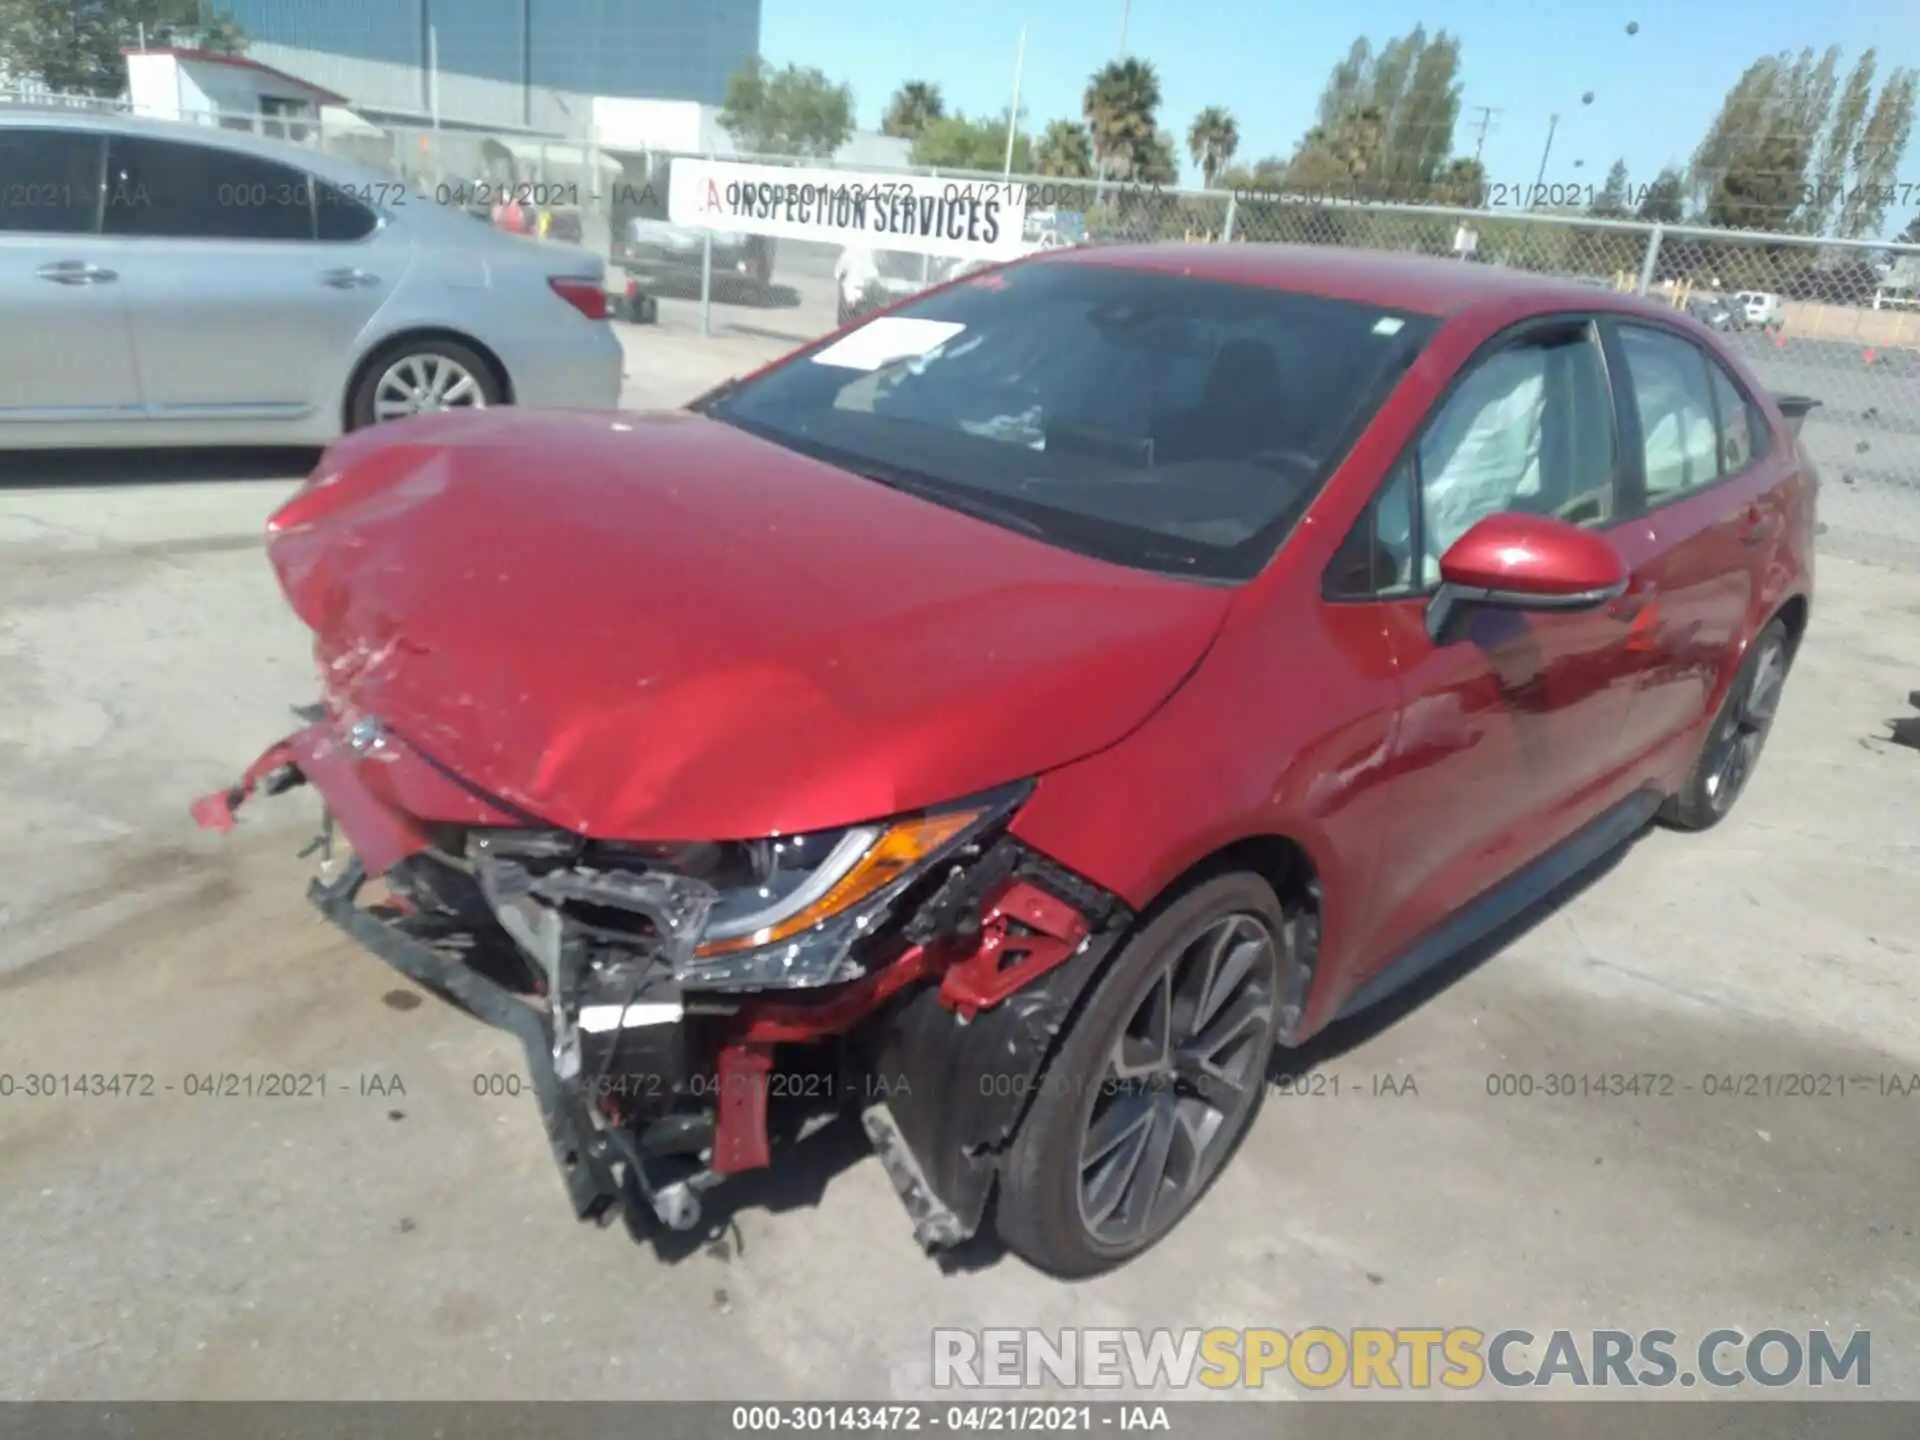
(1076, 911, 1276, 1249)
(1704, 631, 1788, 813)
(372, 354, 488, 422)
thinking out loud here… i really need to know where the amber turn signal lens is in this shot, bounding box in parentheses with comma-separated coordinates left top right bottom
(691, 809, 981, 958)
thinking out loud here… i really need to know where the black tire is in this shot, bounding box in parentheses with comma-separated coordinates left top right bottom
(347, 336, 503, 432)
(994, 872, 1289, 1278)
(1658, 615, 1794, 832)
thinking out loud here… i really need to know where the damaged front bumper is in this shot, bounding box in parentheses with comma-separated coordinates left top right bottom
(194, 718, 1132, 1252)
(309, 855, 627, 1221)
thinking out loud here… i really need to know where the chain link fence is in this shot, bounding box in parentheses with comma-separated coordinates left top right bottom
(549, 150, 1920, 553)
(5, 83, 1917, 553)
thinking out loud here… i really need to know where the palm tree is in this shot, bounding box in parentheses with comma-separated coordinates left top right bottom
(1034, 119, 1096, 178)
(882, 81, 946, 140)
(1339, 108, 1388, 186)
(1083, 58, 1163, 180)
(1431, 156, 1488, 207)
(1187, 107, 1240, 188)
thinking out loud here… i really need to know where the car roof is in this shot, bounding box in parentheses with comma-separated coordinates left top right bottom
(1047, 242, 1670, 320)
(0, 107, 397, 190)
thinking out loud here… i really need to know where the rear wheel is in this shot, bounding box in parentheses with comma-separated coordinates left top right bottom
(994, 872, 1287, 1277)
(348, 337, 502, 431)
(1659, 615, 1793, 831)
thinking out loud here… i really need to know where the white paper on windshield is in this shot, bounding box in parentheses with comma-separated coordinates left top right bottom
(811, 318, 966, 371)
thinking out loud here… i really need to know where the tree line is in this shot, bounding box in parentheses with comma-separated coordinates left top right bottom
(0, 0, 245, 95)
(718, 29, 1920, 245)
(8, 4, 1914, 247)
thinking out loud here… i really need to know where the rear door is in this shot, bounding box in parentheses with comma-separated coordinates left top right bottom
(1599, 320, 1782, 771)
(100, 134, 401, 423)
(1323, 315, 1642, 973)
(0, 126, 142, 427)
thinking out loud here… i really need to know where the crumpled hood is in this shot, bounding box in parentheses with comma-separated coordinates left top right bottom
(266, 408, 1231, 840)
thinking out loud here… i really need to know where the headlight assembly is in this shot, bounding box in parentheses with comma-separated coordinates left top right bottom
(660, 783, 1029, 990)
(469, 783, 1029, 996)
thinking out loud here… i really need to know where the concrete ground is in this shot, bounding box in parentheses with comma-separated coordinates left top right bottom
(1, 324, 1918, 1402)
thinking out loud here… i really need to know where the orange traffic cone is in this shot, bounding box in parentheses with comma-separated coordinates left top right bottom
(1864, 347, 1877, 366)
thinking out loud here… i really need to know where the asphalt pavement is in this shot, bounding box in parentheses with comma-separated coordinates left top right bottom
(1, 325, 1918, 1401)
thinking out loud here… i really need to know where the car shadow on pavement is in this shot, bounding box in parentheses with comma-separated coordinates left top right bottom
(0, 447, 321, 489)
(1271, 824, 1641, 1082)
(633, 1112, 1019, 1276)
(636, 1113, 883, 1263)
(631, 829, 1647, 1277)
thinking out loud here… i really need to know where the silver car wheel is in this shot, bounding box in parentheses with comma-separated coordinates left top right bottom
(1076, 911, 1275, 1249)
(371, 353, 488, 422)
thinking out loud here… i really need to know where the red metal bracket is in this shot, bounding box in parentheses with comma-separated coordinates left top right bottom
(938, 880, 1091, 1023)
(709, 881, 1093, 1172)
(710, 1042, 775, 1174)
(189, 737, 300, 832)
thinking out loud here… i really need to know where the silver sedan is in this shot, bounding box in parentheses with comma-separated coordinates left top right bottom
(0, 111, 625, 448)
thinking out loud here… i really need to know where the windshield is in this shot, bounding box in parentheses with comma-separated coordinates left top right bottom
(697, 261, 1437, 580)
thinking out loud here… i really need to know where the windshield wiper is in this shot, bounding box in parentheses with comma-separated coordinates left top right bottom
(687, 377, 744, 415)
(851, 467, 1049, 538)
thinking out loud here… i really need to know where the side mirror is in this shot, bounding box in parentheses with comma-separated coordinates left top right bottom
(1771, 393, 1820, 439)
(1426, 511, 1629, 642)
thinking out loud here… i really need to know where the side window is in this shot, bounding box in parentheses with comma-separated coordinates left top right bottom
(315, 182, 379, 242)
(0, 128, 105, 234)
(1414, 324, 1616, 586)
(1705, 360, 1769, 476)
(1325, 458, 1418, 599)
(103, 136, 315, 241)
(1618, 325, 1721, 501)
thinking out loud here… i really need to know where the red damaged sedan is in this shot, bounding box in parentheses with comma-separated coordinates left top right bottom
(195, 244, 1817, 1277)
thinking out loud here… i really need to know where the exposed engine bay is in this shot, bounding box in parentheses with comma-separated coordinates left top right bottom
(192, 711, 1132, 1253)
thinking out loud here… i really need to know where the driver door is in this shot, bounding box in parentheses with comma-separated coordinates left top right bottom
(1331, 316, 1643, 974)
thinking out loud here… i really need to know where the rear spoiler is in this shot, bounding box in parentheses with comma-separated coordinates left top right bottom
(1773, 393, 1821, 438)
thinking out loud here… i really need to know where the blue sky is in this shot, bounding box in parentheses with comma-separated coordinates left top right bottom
(762, 0, 1920, 227)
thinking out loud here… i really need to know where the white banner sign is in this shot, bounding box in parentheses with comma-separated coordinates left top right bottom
(667, 160, 1031, 261)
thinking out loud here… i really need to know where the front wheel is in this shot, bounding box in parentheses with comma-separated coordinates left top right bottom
(1659, 615, 1794, 831)
(994, 872, 1288, 1277)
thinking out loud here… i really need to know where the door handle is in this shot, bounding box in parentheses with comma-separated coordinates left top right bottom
(36, 261, 117, 285)
(321, 267, 380, 288)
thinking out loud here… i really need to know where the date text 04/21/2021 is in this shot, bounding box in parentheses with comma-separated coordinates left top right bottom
(1483, 1071, 1920, 1099)
(729, 1405, 1169, 1432)
(0, 1071, 406, 1099)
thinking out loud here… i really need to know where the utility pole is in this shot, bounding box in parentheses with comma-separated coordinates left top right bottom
(1533, 113, 1559, 200)
(1118, 0, 1131, 55)
(1004, 25, 1027, 177)
(1467, 105, 1500, 166)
